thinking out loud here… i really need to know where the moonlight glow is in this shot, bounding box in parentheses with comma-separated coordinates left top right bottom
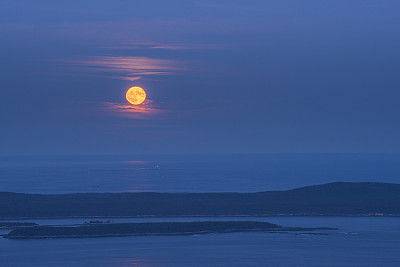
(126, 86, 146, 105)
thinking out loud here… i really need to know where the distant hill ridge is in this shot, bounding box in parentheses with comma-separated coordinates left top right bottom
(1, 182, 399, 219)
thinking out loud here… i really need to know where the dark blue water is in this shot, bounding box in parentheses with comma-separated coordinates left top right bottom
(1, 154, 400, 266)
(1, 154, 400, 193)
(1, 217, 400, 266)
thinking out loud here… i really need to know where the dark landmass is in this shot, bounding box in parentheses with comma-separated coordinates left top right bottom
(1, 182, 399, 219)
(4, 221, 336, 239)
(0, 222, 38, 229)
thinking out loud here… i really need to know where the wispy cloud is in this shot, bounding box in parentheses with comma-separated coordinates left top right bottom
(70, 56, 182, 118)
(104, 41, 191, 51)
(71, 56, 183, 81)
(104, 41, 222, 51)
(150, 44, 190, 50)
(99, 100, 166, 119)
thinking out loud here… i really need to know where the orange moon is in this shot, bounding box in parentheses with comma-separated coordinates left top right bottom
(126, 86, 146, 105)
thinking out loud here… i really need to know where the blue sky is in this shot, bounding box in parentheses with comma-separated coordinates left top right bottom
(1, 0, 400, 155)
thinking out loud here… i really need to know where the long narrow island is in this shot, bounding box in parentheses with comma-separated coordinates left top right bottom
(4, 221, 336, 239)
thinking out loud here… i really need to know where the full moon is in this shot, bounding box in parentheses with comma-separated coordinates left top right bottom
(126, 86, 146, 105)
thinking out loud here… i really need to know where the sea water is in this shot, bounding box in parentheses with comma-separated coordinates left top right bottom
(1, 154, 400, 193)
(1, 154, 400, 266)
(0, 217, 400, 266)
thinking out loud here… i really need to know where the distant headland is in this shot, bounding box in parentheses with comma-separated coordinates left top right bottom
(0, 182, 399, 219)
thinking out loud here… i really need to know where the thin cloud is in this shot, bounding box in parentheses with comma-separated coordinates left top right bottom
(150, 44, 189, 50)
(72, 56, 183, 81)
(104, 41, 221, 51)
(99, 100, 166, 119)
(111, 41, 191, 50)
(121, 76, 142, 82)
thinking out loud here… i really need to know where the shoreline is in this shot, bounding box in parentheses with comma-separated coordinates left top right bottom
(4, 221, 338, 239)
(1, 214, 400, 220)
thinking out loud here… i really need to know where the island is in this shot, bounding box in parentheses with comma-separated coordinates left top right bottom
(0, 182, 399, 219)
(4, 221, 337, 239)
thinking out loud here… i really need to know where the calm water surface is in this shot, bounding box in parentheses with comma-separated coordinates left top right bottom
(1, 154, 400, 193)
(1, 154, 400, 266)
(1, 217, 400, 266)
